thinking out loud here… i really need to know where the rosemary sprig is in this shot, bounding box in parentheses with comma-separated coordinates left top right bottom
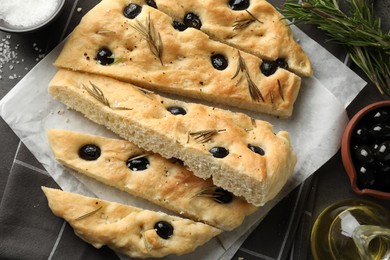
(83, 82, 133, 110)
(232, 52, 265, 102)
(233, 10, 263, 31)
(282, 0, 390, 96)
(130, 13, 164, 65)
(194, 186, 232, 204)
(75, 206, 102, 221)
(189, 129, 226, 143)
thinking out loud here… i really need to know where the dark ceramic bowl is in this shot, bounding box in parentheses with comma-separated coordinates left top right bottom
(0, 0, 65, 33)
(341, 100, 390, 199)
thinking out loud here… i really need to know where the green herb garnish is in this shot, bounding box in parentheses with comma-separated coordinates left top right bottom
(232, 51, 265, 102)
(75, 206, 102, 221)
(189, 129, 226, 143)
(83, 82, 133, 110)
(130, 13, 164, 65)
(282, 0, 390, 96)
(233, 10, 263, 31)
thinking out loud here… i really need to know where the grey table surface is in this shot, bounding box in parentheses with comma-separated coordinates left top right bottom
(0, 1, 389, 259)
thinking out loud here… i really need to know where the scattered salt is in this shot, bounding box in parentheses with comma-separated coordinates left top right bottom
(77, 7, 82, 13)
(0, 34, 44, 81)
(0, 0, 61, 27)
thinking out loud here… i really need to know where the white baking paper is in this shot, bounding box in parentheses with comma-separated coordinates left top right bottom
(0, 25, 366, 260)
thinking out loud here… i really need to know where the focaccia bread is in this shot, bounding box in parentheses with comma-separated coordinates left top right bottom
(133, 0, 312, 77)
(47, 129, 257, 231)
(54, 0, 302, 117)
(42, 187, 221, 258)
(48, 69, 297, 206)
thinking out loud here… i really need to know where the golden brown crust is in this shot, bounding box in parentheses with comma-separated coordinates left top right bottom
(42, 187, 221, 258)
(48, 69, 297, 206)
(47, 129, 257, 231)
(54, 0, 302, 117)
(151, 0, 312, 77)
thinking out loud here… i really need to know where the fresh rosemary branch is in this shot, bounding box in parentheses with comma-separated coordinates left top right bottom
(282, 0, 390, 96)
(130, 13, 164, 65)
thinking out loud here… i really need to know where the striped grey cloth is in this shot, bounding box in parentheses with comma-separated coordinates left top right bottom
(0, 142, 313, 260)
(0, 147, 119, 260)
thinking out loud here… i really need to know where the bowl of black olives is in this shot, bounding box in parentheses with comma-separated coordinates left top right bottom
(341, 100, 390, 199)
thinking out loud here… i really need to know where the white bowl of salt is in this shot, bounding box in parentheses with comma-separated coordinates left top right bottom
(0, 0, 65, 33)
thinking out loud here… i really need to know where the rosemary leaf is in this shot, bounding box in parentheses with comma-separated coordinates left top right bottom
(232, 51, 265, 102)
(128, 154, 148, 161)
(277, 79, 285, 101)
(130, 13, 164, 65)
(96, 29, 116, 35)
(232, 10, 263, 31)
(195, 186, 230, 204)
(83, 82, 110, 107)
(189, 129, 226, 143)
(83, 82, 133, 110)
(75, 206, 102, 221)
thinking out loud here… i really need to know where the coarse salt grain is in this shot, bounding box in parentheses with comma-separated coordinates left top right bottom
(0, 0, 60, 27)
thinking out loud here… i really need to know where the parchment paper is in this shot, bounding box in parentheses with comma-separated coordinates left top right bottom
(0, 25, 366, 260)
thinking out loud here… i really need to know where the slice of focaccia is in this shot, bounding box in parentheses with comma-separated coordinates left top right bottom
(42, 187, 221, 258)
(136, 0, 312, 77)
(54, 0, 302, 117)
(47, 129, 257, 231)
(48, 69, 297, 206)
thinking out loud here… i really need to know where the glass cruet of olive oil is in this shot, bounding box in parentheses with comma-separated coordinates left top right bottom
(311, 199, 390, 260)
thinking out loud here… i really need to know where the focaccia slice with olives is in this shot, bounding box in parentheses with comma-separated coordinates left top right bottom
(47, 129, 257, 231)
(136, 0, 312, 77)
(48, 69, 297, 206)
(54, 0, 301, 117)
(41, 187, 221, 258)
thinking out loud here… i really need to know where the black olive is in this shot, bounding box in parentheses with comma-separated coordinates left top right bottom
(154, 221, 174, 239)
(213, 187, 233, 203)
(373, 140, 390, 163)
(368, 123, 390, 139)
(123, 3, 142, 19)
(79, 144, 101, 161)
(173, 20, 187, 31)
(247, 144, 265, 155)
(167, 106, 187, 115)
(372, 109, 390, 124)
(260, 60, 278, 76)
(183, 12, 202, 30)
(211, 54, 228, 70)
(354, 145, 375, 164)
(352, 125, 369, 144)
(209, 147, 229, 158)
(276, 58, 288, 69)
(126, 156, 150, 171)
(228, 0, 250, 10)
(356, 165, 376, 189)
(146, 0, 157, 9)
(96, 48, 115, 65)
